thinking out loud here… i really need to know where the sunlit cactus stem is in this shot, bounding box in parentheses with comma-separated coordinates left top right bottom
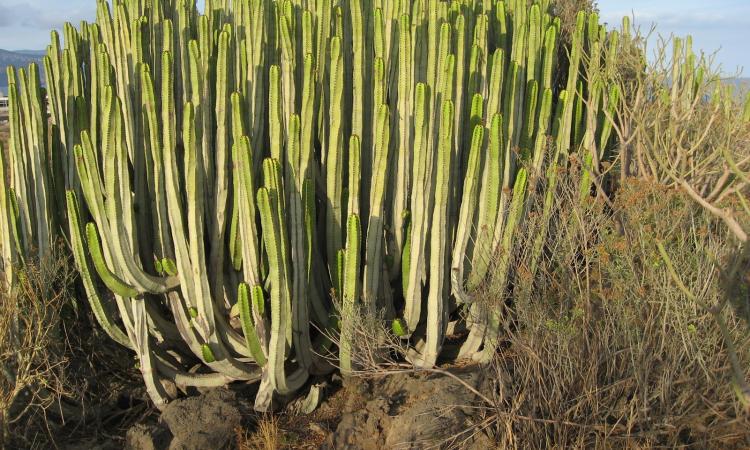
(0, 0, 623, 409)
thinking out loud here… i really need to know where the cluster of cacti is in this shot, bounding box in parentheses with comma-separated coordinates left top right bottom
(0, 0, 621, 410)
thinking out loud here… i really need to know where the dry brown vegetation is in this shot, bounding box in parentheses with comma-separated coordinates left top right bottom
(316, 152, 750, 449)
(453, 24, 750, 448)
(0, 242, 76, 447)
(0, 241, 146, 448)
(474, 176, 750, 448)
(238, 415, 283, 450)
(334, 172, 750, 448)
(235, 404, 341, 450)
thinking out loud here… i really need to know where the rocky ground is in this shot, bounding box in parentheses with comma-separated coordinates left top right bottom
(321, 368, 494, 449)
(74, 365, 497, 450)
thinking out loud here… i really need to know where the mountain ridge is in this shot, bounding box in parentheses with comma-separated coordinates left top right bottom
(0, 49, 45, 95)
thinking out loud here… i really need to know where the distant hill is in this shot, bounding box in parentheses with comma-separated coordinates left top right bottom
(0, 49, 45, 94)
(13, 50, 47, 57)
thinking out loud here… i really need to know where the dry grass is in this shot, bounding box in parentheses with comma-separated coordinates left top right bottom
(238, 415, 283, 450)
(467, 176, 750, 449)
(236, 410, 332, 450)
(320, 159, 750, 448)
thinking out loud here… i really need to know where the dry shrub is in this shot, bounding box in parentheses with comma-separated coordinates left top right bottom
(551, 0, 598, 31)
(0, 241, 141, 449)
(606, 22, 750, 203)
(482, 176, 750, 449)
(237, 415, 284, 450)
(0, 242, 76, 447)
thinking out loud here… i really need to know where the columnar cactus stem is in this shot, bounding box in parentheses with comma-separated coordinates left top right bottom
(0, 143, 19, 290)
(468, 113, 503, 291)
(65, 191, 130, 347)
(326, 36, 345, 293)
(451, 124, 485, 304)
(363, 104, 391, 312)
(238, 283, 267, 365)
(340, 214, 362, 374)
(257, 185, 307, 395)
(404, 82, 429, 332)
(1, 0, 622, 407)
(391, 13, 413, 279)
(411, 100, 454, 367)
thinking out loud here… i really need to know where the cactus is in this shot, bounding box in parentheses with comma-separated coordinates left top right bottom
(0, 141, 19, 290)
(238, 283, 267, 365)
(340, 214, 362, 374)
(0, 0, 621, 410)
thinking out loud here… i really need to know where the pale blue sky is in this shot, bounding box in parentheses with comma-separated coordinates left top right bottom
(598, 0, 749, 75)
(0, 0, 748, 74)
(0, 0, 94, 49)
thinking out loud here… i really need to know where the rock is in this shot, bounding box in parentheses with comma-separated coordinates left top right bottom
(384, 371, 487, 449)
(125, 423, 171, 450)
(159, 388, 246, 450)
(326, 397, 390, 450)
(324, 367, 493, 449)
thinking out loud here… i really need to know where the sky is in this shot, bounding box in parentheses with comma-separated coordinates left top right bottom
(0, 0, 748, 74)
(0, 0, 94, 50)
(598, 0, 750, 75)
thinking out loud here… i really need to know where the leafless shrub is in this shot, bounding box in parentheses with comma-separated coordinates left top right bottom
(0, 241, 76, 447)
(606, 23, 750, 410)
(469, 175, 750, 449)
(607, 26, 750, 240)
(551, 0, 598, 38)
(319, 299, 408, 377)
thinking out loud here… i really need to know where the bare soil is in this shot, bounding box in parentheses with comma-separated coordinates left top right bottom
(321, 368, 493, 449)
(113, 365, 493, 450)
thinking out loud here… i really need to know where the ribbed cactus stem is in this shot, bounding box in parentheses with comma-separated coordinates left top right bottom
(413, 99, 454, 368)
(404, 83, 429, 332)
(326, 36, 345, 293)
(1, 0, 620, 410)
(451, 124, 485, 303)
(257, 185, 307, 395)
(363, 104, 391, 312)
(85, 222, 140, 298)
(468, 113, 503, 290)
(340, 214, 362, 374)
(65, 191, 130, 347)
(238, 283, 267, 365)
(0, 142, 17, 289)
